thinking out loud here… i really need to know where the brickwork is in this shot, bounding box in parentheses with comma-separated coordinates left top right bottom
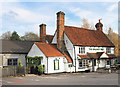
(39, 24, 46, 43)
(56, 11, 65, 51)
(95, 20, 103, 31)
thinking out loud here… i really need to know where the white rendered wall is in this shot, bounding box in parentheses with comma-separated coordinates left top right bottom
(74, 46, 115, 72)
(51, 31, 57, 44)
(27, 44, 47, 73)
(75, 46, 115, 55)
(47, 56, 65, 73)
(64, 33, 75, 65)
(27, 44, 66, 74)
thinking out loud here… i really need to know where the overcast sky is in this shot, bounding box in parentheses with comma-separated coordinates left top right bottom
(0, 1, 118, 36)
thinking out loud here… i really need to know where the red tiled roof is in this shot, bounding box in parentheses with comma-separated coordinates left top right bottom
(46, 35, 54, 43)
(106, 54, 116, 58)
(64, 26, 114, 47)
(63, 51, 72, 63)
(78, 55, 90, 59)
(35, 42, 64, 57)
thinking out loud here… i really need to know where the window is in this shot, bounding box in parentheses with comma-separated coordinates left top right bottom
(79, 60, 82, 67)
(82, 60, 86, 67)
(8, 59, 12, 65)
(79, 47, 85, 54)
(68, 64, 73, 67)
(54, 59, 59, 70)
(8, 58, 18, 66)
(13, 59, 18, 65)
(106, 47, 111, 54)
(78, 59, 88, 68)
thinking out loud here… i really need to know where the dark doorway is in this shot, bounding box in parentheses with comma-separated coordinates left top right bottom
(30, 66, 38, 74)
(92, 59, 96, 72)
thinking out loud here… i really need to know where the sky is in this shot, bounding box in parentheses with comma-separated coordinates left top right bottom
(0, 1, 119, 37)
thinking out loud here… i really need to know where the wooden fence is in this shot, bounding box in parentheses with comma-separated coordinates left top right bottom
(2, 66, 26, 77)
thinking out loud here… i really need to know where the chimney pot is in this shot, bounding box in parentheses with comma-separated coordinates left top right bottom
(95, 19, 103, 31)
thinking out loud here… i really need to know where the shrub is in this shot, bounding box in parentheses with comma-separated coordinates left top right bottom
(38, 65, 44, 75)
(18, 59, 22, 67)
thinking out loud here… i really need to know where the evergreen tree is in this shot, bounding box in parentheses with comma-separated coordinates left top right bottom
(10, 31, 20, 40)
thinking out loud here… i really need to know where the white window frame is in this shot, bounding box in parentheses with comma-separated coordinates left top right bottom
(78, 59, 88, 69)
(79, 47, 85, 54)
(106, 47, 111, 54)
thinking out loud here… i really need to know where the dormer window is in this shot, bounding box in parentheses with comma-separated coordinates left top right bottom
(79, 47, 85, 54)
(106, 47, 111, 54)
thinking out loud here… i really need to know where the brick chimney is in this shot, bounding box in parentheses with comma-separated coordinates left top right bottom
(95, 19, 103, 31)
(56, 11, 65, 51)
(39, 24, 46, 43)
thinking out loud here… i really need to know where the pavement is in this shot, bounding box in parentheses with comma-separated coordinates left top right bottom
(1, 72, 119, 85)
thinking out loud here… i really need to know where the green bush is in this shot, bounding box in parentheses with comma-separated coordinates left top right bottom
(38, 65, 44, 74)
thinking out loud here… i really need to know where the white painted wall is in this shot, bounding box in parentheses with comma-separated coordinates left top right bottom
(0, 53, 26, 67)
(111, 48, 115, 54)
(67, 63, 75, 72)
(64, 33, 75, 65)
(74, 46, 115, 71)
(64, 33, 74, 58)
(47, 56, 65, 73)
(28, 43, 66, 74)
(51, 31, 57, 44)
(75, 46, 115, 55)
(27, 44, 47, 73)
(64, 32, 115, 72)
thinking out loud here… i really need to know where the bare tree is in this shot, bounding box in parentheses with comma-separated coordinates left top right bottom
(107, 27, 119, 56)
(21, 32, 40, 41)
(81, 18, 95, 30)
(1, 31, 11, 40)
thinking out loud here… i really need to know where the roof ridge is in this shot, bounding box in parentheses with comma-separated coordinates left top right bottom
(64, 25, 96, 31)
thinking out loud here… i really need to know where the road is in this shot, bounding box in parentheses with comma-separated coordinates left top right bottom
(2, 73, 118, 85)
